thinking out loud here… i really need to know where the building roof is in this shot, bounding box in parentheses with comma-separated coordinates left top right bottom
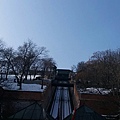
(8, 102, 54, 120)
(64, 105, 105, 120)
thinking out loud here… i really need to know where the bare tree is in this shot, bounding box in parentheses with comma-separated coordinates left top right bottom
(16, 40, 48, 89)
(75, 49, 120, 96)
(0, 39, 56, 90)
(71, 65, 76, 72)
(40, 58, 56, 79)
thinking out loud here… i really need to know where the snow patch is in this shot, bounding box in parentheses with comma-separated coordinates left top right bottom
(2, 83, 46, 92)
(79, 87, 111, 95)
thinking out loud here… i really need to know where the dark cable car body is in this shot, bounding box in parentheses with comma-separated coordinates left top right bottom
(55, 69, 71, 81)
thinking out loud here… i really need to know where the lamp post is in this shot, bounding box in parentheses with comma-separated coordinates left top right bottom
(0, 70, 2, 80)
(41, 78, 43, 89)
(41, 67, 45, 89)
(0, 87, 4, 119)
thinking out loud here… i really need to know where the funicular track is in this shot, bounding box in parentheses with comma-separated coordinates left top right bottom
(50, 87, 72, 120)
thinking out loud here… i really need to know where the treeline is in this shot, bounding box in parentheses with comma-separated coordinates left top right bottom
(0, 40, 56, 89)
(74, 49, 120, 96)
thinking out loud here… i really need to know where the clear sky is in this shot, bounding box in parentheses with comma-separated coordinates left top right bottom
(0, 0, 120, 69)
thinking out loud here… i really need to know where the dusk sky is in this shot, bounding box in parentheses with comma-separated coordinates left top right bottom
(0, 0, 120, 69)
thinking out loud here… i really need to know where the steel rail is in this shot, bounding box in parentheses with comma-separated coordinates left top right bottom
(50, 87, 72, 120)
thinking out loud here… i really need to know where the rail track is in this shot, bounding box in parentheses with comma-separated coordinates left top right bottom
(50, 87, 72, 120)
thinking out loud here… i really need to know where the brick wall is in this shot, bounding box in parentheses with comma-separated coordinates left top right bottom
(0, 84, 55, 109)
(69, 85, 119, 115)
(42, 85, 56, 109)
(70, 83, 80, 109)
(80, 93, 119, 115)
(1, 88, 43, 101)
(0, 85, 56, 118)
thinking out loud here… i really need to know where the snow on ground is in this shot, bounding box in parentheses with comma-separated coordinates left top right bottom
(0, 75, 47, 92)
(2, 82, 46, 92)
(79, 87, 111, 95)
